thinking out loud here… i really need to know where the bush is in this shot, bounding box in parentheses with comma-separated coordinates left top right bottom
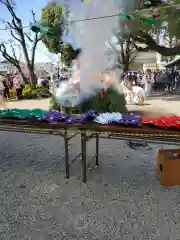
(9, 88, 16, 99)
(49, 88, 127, 114)
(75, 88, 127, 114)
(22, 84, 52, 99)
(49, 97, 77, 114)
(49, 96, 60, 111)
(36, 86, 51, 98)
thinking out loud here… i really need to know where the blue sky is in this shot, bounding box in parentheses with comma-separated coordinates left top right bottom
(0, 0, 57, 63)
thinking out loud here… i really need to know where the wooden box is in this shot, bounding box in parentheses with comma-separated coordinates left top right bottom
(157, 148, 180, 186)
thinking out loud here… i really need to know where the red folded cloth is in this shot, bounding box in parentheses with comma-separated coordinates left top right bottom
(141, 116, 158, 125)
(141, 115, 180, 129)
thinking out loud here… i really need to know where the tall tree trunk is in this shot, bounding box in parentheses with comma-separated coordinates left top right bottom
(169, 31, 173, 61)
(18, 66, 29, 84)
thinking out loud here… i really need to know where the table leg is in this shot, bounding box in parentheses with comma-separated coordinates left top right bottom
(96, 134, 99, 165)
(81, 131, 87, 183)
(64, 131, 69, 178)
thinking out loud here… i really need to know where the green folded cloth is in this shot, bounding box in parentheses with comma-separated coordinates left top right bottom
(0, 108, 47, 120)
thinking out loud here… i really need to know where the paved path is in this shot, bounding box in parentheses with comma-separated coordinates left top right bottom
(5, 98, 50, 110)
(5, 96, 180, 115)
(128, 94, 180, 115)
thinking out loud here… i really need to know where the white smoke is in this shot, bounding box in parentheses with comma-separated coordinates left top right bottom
(46, 0, 139, 94)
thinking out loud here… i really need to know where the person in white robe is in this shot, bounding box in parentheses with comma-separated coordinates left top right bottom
(141, 69, 154, 97)
(132, 85, 145, 105)
(122, 80, 145, 105)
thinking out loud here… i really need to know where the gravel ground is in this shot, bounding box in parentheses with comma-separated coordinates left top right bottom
(0, 97, 180, 239)
(0, 131, 180, 239)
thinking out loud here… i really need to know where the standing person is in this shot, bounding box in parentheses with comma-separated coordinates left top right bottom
(122, 78, 133, 104)
(13, 75, 22, 100)
(167, 70, 175, 93)
(137, 71, 143, 87)
(154, 70, 164, 92)
(0, 76, 6, 108)
(132, 84, 145, 105)
(175, 71, 180, 93)
(123, 79, 145, 105)
(2, 77, 10, 100)
(128, 72, 132, 82)
(141, 69, 154, 97)
(132, 72, 137, 85)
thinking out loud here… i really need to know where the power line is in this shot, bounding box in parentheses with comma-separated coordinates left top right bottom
(0, 3, 179, 31)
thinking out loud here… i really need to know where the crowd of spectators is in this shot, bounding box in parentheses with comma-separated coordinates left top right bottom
(123, 69, 180, 93)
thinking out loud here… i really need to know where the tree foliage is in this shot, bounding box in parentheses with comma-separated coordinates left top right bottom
(130, 0, 180, 56)
(117, 38, 137, 72)
(111, 33, 137, 72)
(41, 0, 180, 61)
(40, 3, 75, 66)
(41, 3, 64, 54)
(0, 0, 40, 84)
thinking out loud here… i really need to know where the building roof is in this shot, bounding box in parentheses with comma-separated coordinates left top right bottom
(164, 57, 180, 68)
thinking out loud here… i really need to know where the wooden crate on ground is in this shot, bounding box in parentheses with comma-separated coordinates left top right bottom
(157, 148, 180, 186)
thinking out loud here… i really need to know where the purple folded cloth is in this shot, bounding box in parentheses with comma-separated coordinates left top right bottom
(65, 110, 99, 124)
(119, 114, 141, 125)
(41, 111, 66, 123)
(84, 110, 99, 119)
(41, 110, 99, 124)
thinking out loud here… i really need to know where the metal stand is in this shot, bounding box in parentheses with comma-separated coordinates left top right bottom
(95, 133, 99, 166)
(63, 130, 100, 183)
(1, 121, 180, 183)
(63, 130, 69, 178)
(80, 132, 100, 183)
(81, 131, 87, 182)
(62, 130, 81, 179)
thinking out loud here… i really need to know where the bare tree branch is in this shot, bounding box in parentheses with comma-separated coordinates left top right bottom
(115, 35, 138, 71)
(0, 42, 28, 83)
(131, 28, 180, 56)
(6, 21, 15, 29)
(129, 55, 137, 65)
(10, 30, 21, 43)
(0, 0, 21, 23)
(0, 0, 41, 84)
(0, 42, 19, 67)
(31, 10, 36, 22)
(9, 41, 19, 61)
(24, 33, 33, 42)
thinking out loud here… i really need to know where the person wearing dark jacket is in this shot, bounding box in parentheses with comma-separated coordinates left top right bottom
(154, 71, 168, 91)
(167, 71, 175, 93)
(2, 78, 10, 100)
